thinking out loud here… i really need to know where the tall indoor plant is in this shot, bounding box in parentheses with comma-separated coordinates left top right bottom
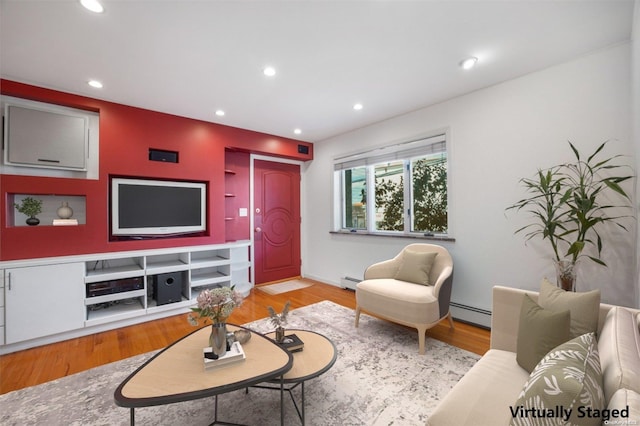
(507, 140, 632, 291)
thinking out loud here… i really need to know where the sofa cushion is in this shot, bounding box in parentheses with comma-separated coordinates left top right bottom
(516, 294, 570, 373)
(394, 249, 437, 286)
(598, 306, 640, 404)
(538, 278, 600, 338)
(426, 349, 530, 426)
(510, 332, 604, 426)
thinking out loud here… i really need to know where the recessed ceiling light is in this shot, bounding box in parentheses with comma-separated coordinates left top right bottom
(459, 57, 478, 70)
(263, 66, 276, 77)
(215, 110, 225, 117)
(87, 79, 103, 88)
(294, 129, 302, 135)
(80, 0, 104, 13)
(353, 103, 363, 111)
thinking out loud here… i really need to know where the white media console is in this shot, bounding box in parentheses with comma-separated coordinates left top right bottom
(0, 241, 251, 354)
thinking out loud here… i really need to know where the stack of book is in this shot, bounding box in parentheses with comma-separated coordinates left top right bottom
(203, 341, 245, 370)
(53, 219, 79, 226)
(278, 334, 304, 352)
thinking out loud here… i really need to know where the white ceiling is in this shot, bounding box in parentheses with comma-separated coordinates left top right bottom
(0, 0, 634, 143)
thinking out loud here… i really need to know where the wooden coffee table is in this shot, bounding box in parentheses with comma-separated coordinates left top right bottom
(114, 324, 293, 425)
(255, 329, 337, 425)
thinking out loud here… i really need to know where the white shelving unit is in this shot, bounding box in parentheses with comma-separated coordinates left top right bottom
(0, 241, 251, 354)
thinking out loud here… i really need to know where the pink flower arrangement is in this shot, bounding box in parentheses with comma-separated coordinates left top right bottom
(187, 286, 244, 325)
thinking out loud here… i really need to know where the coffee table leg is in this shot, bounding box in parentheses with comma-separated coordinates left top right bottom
(301, 381, 305, 425)
(130, 408, 135, 426)
(214, 394, 219, 423)
(280, 377, 285, 426)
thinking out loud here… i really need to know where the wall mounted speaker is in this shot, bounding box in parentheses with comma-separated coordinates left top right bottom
(149, 148, 179, 163)
(297, 144, 309, 155)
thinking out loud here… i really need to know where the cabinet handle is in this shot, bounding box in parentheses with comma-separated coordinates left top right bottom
(7, 272, 11, 290)
(37, 158, 61, 163)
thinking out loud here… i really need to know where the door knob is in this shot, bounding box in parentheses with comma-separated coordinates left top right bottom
(255, 227, 262, 233)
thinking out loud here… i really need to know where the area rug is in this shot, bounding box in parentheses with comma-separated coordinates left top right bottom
(0, 301, 479, 426)
(256, 279, 312, 295)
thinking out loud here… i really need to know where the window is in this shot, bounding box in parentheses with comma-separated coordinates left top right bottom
(342, 166, 367, 229)
(334, 133, 448, 235)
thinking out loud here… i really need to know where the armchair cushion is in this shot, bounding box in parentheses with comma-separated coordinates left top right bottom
(516, 294, 570, 373)
(394, 249, 437, 286)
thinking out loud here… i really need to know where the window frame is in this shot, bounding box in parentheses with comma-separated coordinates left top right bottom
(333, 131, 450, 238)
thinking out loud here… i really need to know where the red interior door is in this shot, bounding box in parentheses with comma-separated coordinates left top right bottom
(253, 160, 301, 284)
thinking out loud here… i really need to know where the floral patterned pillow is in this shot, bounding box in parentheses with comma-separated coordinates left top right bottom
(510, 333, 604, 426)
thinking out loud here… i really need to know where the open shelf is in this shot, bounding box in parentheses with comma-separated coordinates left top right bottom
(146, 297, 191, 314)
(85, 289, 146, 306)
(9, 193, 87, 227)
(85, 296, 145, 326)
(85, 257, 144, 283)
(79, 242, 247, 327)
(146, 253, 189, 275)
(190, 269, 230, 287)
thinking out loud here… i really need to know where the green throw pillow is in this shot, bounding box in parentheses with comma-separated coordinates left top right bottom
(516, 294, 571, 373)
(510, 332, 605, 426)
(538, 278, 600, 338)
(394, 249, 437, 286)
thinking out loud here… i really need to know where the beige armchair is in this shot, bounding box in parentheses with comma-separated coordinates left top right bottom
(354, 243, 454, 354)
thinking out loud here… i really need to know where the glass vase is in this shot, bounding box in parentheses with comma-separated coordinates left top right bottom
(275, 326, 285, 343)
(209, 323, 228, 357)
(554, 260, 577, 292)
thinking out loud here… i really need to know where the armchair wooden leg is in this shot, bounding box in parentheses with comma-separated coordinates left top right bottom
(355, 306, 361, 328)
(417, 326, 427, 355)
(447, 312, 455, 330)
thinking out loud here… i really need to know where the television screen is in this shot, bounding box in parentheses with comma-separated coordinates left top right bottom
(111, 177, 207, 237)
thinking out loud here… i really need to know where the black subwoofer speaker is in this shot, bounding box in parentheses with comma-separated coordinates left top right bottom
(151, 272, 184, 305)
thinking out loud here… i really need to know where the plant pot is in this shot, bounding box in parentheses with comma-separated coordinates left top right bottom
(554, 260, 577, 292)
(26, 216, 40, 226)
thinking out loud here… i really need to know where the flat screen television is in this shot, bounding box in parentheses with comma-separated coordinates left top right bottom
(111, 177, 207, 238)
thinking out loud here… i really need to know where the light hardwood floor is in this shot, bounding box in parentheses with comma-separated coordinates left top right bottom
(0, 279, 490, 395)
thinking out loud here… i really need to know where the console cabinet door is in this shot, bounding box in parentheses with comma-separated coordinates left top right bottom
(5, 263, 85, 344)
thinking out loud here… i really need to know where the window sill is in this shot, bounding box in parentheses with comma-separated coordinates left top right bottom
(329, 230, 455, 242)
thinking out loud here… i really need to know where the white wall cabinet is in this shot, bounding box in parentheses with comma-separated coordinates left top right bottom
(0, 241, 251, 353)
(5, 104, 88, 170)
(0, 95, 100, 180)
(4, 263, 85, 344)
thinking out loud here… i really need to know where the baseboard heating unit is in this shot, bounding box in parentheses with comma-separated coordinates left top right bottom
(450, 302, 492, 329)
(340, 276, 361, 290)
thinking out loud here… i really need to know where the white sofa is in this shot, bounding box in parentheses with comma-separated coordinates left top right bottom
(427, 285, 640, 426)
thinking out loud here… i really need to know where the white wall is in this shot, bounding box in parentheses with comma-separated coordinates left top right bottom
(302, 43, 635, 325)
(633, 0, 640, 309)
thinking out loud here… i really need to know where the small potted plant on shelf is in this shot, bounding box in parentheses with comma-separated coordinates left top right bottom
(14, 197, 44, 226)
(506, 140, 633, 291)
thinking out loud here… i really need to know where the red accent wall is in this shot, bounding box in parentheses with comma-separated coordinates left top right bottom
(0, 79, 313, 261)
(224, 150, 251, 242)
